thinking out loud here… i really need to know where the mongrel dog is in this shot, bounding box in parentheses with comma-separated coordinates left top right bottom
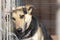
(11, 5, 52, 40)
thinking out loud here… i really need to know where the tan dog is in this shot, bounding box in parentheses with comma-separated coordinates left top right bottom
(11, 5, 52, 40)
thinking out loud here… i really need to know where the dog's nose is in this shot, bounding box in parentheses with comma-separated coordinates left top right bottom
(16, 28, 22, 32)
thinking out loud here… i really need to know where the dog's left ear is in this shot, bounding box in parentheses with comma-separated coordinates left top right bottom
(27, 5, 34, 15)
(28, 7, 33, 15)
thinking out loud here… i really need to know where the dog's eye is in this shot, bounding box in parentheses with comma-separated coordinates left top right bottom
(12, 17, 16, 20)
(20, 15, 24, 18)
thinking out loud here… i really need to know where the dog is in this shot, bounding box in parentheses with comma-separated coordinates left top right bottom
(11, 5, 52, 40)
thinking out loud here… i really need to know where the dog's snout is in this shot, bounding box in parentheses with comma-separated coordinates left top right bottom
(16, 28, 22, 32)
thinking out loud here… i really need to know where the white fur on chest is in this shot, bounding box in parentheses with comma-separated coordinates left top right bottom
(23, 27, 44, 40)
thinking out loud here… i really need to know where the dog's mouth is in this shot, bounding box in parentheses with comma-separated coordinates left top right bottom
(15, 23, 27, 34)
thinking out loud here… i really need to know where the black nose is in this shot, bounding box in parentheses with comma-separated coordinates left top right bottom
(16, 28, 22, 32)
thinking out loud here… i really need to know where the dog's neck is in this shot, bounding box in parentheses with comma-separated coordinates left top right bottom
(14, 16, 38, 39)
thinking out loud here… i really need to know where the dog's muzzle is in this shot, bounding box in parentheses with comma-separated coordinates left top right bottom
(15, 23, 27, 37)
(16, 28, 22, 33)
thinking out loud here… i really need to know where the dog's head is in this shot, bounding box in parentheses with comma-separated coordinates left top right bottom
(12, 5, 33, 32)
